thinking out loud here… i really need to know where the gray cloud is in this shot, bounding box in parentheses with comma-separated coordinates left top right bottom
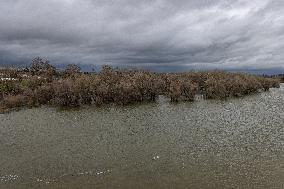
(0, 0, 283, 72)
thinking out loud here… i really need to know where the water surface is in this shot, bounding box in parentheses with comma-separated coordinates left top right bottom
(0, 85, 283, 189)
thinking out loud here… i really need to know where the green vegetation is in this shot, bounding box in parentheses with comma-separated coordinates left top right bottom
(0, 58, 281, 113)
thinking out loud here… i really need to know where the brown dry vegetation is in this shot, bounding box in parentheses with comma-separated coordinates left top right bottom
(0, 58, 281, 112)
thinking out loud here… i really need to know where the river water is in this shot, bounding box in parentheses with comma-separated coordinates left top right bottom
(0, 85, 283, 189)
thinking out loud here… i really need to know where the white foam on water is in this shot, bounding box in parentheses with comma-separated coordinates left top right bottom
(153, 156, 160, 160)
(0, 175, 20, 183)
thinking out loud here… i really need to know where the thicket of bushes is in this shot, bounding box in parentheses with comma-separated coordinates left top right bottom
(0, 58, 281, 112)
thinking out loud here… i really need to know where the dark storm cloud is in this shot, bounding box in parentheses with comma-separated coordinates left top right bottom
(0, 0, 283, 71)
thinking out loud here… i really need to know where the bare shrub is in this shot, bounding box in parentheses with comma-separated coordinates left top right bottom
(1, 95, 26, 109)
(51, 79, 82, 107)
(257, 77, 280, 91)
(1, 62, 282, 111)
(63, 64, 81, 78)
(268, 78, 280, 88)
(169, 79, 181, 102)
(30, 57, 56, 81)
(181, 81, 198, 101)
(34, 85, 54, 105)
(202, 72, 280, 99)
(204, 76, 228, 99)
(113, 80, 138, 105)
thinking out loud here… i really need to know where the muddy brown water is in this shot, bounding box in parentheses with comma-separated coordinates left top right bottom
(0, 85, 283, 189)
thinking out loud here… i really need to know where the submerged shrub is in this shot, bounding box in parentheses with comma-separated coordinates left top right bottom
(52, 79, 82, 107)
(225, 74, 261, 97)
(0, 63, 282, 112)
(204, 77, 227, 99)
(1, 95, 26, 109)
(203, 72, 268, 99)
(113, 80, 139, 105)
(169, 79, 181, 102)
(181, 81, 198, 101)
(257, 78, 280, 91)
(266, 78, 280, 89)
(34, 85, 54, 105)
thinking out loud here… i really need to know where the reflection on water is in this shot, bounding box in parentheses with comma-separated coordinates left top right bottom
(0, 85, 283, 189)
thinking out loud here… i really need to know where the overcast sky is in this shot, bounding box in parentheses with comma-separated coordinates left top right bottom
(0, 0, 284, 72)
